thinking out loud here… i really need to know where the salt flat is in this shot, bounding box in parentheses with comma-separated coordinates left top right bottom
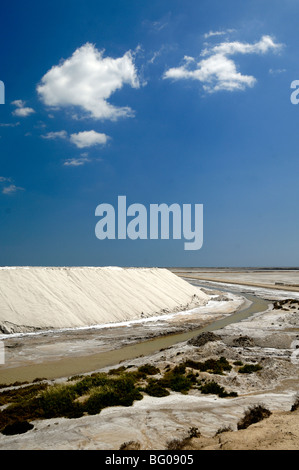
(1, 268, 299, 450)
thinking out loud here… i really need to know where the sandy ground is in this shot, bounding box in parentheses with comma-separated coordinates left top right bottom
(181, 406, 299, 450)
(1, 269, 299, 450)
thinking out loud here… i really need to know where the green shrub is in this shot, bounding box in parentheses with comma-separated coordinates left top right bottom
(238, 363, 262, 374)
(84, 376, 143, 415)
(38, 384, 83, 419)
(0, 399, 41, 432)
(0, 382, 47, 407)
(84, 387, 120, 414)
(0, 370, 145, 432)
(160, 370, 193, 393)
(143, 379, 170, 397)
(108, 366, 128, 375)
(71, 376, 94, 395)
(183, 357, 232, 375)
(199, 380, 237, 398)
(186, 372, 198, 383)
(137, 364, 160, 376)
(72, 373, 109, 396)
(172, 365, 186, 375)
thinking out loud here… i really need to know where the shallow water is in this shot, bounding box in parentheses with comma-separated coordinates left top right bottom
(0, 287, 269, 384)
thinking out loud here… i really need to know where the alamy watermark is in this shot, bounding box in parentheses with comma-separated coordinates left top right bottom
(95, 196, 203, 250)
(0, 81, 4, 104)
(290, 80, 299, 104)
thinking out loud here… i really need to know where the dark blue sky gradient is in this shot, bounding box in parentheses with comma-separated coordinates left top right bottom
(0, 0, 299, 267)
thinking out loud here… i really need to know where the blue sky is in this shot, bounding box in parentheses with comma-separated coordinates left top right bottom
(0, 0, 299, 267)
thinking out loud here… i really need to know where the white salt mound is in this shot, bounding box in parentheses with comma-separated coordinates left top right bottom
(0, 267, 209, 333)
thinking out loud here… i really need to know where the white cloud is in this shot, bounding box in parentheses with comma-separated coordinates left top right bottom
(11, 99, 25, 107)
(269, 68, 286, 75)
(2, 184, 24, 194)
(163, 35, 283, 93)
(204, 29, 236, 39)
(37, 43, 140, 120)
(41, 130, 68, 140)
(0, 176, 11, 183)
(149, 50, 161, 64)
(12, 107, 35, 117)
(69, 130, 109, 148)
(151, 20, 168, 32)
(0, 176, 24, 194)
(201, 35, 282, 57)
(63, 155, 91, 167)
(0, 122, 20, 127)
(11, 99, 35, 117)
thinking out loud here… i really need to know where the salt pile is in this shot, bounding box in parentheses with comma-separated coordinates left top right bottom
(0, 267, 209, 333)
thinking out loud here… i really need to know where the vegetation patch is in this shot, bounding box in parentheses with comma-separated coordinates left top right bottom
(38, 384, 83, 419)
(198, 380, 237, 398)
(108, 366, 128, 376)
(1, 420, 34, 436)
(215, 425, 233, 435)
(291, 394, 299, 412)
(183, 356, 232, 375)
(0, 357, 239, 434)
(237, 404, 271, 430)
(142, 379, 170, 397)
(238, 363, 262, 374)
(166, 427, 200, 450)
(0, 371, 143, 433)
(233, 360, 243, 366)
(83, 376, 143, 415)
(137, 364, 160, 376)
(119, 440, 141, 450)
(0, 382, 48, 407)
(159, 365, 194, 393)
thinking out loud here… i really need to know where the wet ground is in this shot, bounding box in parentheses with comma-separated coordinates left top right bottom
(1, 269, 299, 449)
(0, 287, 244, 383)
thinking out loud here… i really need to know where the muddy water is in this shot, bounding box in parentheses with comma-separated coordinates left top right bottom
(0, 289, 269, 385)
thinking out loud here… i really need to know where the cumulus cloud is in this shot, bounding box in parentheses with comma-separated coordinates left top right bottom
(37, 43, 140, 120)
(11, 99, 35, 117)
(69, 130, 109, 148)
(163, 35, 283, 93)
(41, 130, 68, 140)
(41, 129, 109, 150)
